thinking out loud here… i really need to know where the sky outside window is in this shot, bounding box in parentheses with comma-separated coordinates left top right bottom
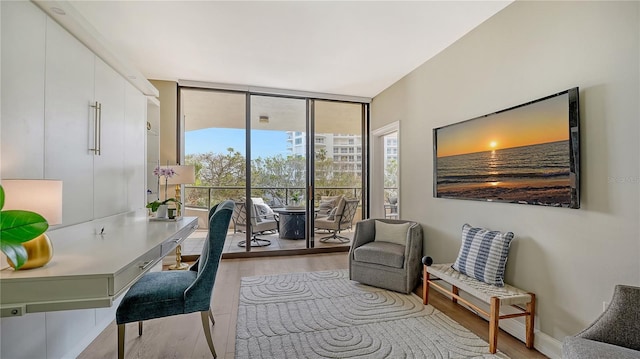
(185, 128, 290, 158)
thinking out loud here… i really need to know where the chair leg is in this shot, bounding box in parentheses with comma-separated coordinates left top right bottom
(201, 311, 217, 358)
(423, 268, 430, 305)
(138, 321, 143, 336)
(118, 324, 125, 359)
(209, 309, 215, 325)
(319, 231, 349, 243)
(526, 293, 536, 349)
(238, 234, 271, 247)
(489, 297, 500, 354)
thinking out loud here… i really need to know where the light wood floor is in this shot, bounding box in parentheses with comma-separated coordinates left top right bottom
(78, 253, 547, 358)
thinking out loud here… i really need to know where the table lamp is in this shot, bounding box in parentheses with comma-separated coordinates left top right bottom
(2, 179, 63, 269)
(165, 165, 195, 217)
(165, 165, 195, 270)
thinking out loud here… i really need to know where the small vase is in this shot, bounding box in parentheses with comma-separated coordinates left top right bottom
(157, 204, 168, 218)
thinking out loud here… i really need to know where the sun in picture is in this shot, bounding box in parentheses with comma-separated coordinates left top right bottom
(489, 141, 497, 149)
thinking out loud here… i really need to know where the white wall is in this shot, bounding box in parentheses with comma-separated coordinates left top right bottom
(372, 0, 639, 354)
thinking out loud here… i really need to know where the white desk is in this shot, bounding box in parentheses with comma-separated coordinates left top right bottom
(0, 214, 198, 317)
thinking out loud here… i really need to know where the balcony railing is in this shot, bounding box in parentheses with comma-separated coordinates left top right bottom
(184, 185, 362, 210)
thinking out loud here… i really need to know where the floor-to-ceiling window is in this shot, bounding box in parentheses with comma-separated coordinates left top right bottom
(179, 85, 368, 256)
(312, 100, 365, 247)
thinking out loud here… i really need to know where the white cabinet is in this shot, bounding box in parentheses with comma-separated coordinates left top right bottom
(1, 3, 154, 358)
(147, 97, 161, 202)
(42, 17, 145, 223)
(44, 16, 95, 225)
(0, 1, 46, 179)
(93, 58, 127, 218)
(124, 83, 147, 211)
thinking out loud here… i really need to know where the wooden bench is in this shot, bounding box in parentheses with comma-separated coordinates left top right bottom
(423, 263, 535, 354)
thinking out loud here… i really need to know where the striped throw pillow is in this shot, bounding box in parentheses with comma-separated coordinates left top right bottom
(451, 224, 514, 287)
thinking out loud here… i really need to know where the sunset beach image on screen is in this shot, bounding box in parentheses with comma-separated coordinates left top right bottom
(433, 89, 579, 207)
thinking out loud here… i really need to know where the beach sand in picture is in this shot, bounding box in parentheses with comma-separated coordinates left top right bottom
(437, 178, 571, 206)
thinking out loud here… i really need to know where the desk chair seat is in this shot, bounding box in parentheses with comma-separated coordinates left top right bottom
(115, 200, 234, 359)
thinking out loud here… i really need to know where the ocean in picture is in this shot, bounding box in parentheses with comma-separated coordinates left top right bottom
(436, 140, 572, 206)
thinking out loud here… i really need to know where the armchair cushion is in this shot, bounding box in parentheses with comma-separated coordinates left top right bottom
(255, 203, 274, 218)
(318, 199, 336, 216)
(452, 223, 513, 287)
(326, 207, 338, 220)
(374, 220, 410, 246)
(353, 241, 405, 269)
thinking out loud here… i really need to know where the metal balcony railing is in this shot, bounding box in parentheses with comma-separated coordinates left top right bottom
(184, 185, 363, 210)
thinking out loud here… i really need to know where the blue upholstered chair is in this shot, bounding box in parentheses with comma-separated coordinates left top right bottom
(115, 200, 234, 359)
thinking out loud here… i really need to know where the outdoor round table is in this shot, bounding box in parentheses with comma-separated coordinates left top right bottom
(273, 208, 307, 239)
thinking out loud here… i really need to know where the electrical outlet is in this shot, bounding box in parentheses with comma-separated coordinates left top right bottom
(602, 301, 608, 312)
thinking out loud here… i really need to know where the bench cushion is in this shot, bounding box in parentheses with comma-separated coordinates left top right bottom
(427, 263, 532, 306)
(353, 241, 405, 268)
(452, 223, 513, 287)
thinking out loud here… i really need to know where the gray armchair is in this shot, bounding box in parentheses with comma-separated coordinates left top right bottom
(562, 284, 640, 359)
(349, 218, 423, 294)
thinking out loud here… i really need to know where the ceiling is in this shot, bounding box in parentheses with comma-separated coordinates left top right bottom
(68, 1, 512, 99)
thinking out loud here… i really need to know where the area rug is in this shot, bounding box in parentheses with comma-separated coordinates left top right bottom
(236, 270, 508, 358)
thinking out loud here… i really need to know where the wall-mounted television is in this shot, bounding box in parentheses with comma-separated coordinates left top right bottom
(433, 87, 580, 208)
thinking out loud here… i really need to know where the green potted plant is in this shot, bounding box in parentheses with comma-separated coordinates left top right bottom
(146, 198, 180, 218)
(290, 192, 302, 208)
(0, 185, 49, 269)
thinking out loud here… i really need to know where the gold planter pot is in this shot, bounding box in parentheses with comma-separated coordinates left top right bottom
(8, 234, 53, 270)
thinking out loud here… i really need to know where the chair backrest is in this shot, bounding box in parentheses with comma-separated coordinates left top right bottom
(339, 199, 359, 225)
(184, 200, 234, 312)
(232, 201, 247, 227)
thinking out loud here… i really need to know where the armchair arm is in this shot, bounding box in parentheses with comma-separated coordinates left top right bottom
(575, 285, 640, 351)
(351, 219, 376, 250)
(403, 223, 423, 269)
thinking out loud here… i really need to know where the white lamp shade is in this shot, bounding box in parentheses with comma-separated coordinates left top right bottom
(165, 165, 195, 185)
(2, 179, 63, 225)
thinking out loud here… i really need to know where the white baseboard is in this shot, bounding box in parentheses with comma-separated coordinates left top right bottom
(499, 315, 562, 359)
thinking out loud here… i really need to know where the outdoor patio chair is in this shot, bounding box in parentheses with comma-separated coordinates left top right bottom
(314, 198, 359, 243)
(233, 200, 278, 247)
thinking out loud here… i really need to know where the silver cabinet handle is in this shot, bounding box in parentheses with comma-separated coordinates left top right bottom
(89, 101, 102, 155)
(96, 102, 102, 155)
(138, 260, 154, 270)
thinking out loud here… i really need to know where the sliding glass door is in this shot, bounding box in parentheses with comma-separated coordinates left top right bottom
(312, 100, 364, 247)
(249, 95, 308, 250)
(180, 86, 367, 255)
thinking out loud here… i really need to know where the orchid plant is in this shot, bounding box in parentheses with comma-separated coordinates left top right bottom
(146, 166, 180, 212)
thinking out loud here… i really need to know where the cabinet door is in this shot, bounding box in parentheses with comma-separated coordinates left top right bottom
(44, 17, 95, 225)
(1, 1, 46, 179)
(94, 59, 126, 219)
(146, 98, 161, 202)
(124, 82, 146, 211)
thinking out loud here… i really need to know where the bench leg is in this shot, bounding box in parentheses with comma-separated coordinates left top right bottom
(489, 297, 500, 354)
(423, 267, 430, 305)
(526, 293, 536, 349)
(452, 286, 459, 304)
